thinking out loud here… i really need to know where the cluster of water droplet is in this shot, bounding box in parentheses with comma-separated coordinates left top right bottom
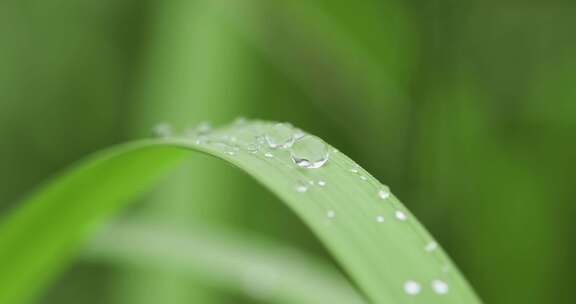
(261, 123, 332, 170)
(153, 119, 449, 298)
(404, 279, 449, 295)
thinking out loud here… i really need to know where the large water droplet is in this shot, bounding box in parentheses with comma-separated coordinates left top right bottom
(265, 123, 297, 149)
(290, 136, 330, 169)
(404, 280, 421, 295)
(431, 280, 449, 295)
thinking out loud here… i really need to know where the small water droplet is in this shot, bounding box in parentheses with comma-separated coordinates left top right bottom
(359, 175, 368, 181)
(349, 168, 359, 174)
(431, 280, 449, 295)
(256, 135, 266, 145)
(378, 188, 391, 200)
(395, 211, 407, 221)
(295, 181, 308, 193)
(264, 152, 274, 158)
(376, 215, 385, 222)
(153, 122, 173, 138)
(318, 180, 327, 187)
(295, 185, 308, 193)
(326, 210, 336, 219)
(265, 123, 297, 149)
(425, 241, 438, 252)
(290, 136, 330, 169)
(308, 180, 315, 186)
(244, 141, 260, 154)
(404, 280, 421, 295)
(226, 151, 236, 156)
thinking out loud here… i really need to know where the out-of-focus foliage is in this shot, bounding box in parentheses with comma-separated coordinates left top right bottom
(0, 0, 574, 303)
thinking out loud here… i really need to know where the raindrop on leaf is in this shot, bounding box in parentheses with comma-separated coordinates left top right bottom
(404, 280, 421, 295)
(431, 280, 449, 295)
(395, 211, 407, 221)
(265, 123, 297, 149)
(290, 136, 330, 169)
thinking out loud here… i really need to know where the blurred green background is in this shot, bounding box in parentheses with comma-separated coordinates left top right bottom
(1, 0, 575, 303)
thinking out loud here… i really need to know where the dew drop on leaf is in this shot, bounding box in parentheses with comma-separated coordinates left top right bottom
(265, 123, 297, 149)
(395, 211, 407, 221)
(425, 241, 438, 252)
(264, 152, 274, 158)
(290, 136, 330, 169)
(248, 147, 259, 154)
(318, 180, 327, 187)
(431, 280, 449, 295)
(376, 215, 385, 222)
(378, 187, 391, 200)
(404, 280, 421, 295)
(326, 210, 336, 219)
(295, 181, 308, 193)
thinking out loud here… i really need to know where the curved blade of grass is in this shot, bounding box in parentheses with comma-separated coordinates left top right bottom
(0, 121, 481, 304)
(83, 220, 366, 304)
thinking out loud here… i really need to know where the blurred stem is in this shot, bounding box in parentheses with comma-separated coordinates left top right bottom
(119, 0, 254, 303)
(86, 220, 366, 304)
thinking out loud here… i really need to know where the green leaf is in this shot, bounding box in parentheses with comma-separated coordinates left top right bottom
(83, 220, 366, 304)
(0, 121, 481, 304)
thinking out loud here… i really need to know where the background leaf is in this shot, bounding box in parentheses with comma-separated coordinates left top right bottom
(84, 220, 366, 304)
